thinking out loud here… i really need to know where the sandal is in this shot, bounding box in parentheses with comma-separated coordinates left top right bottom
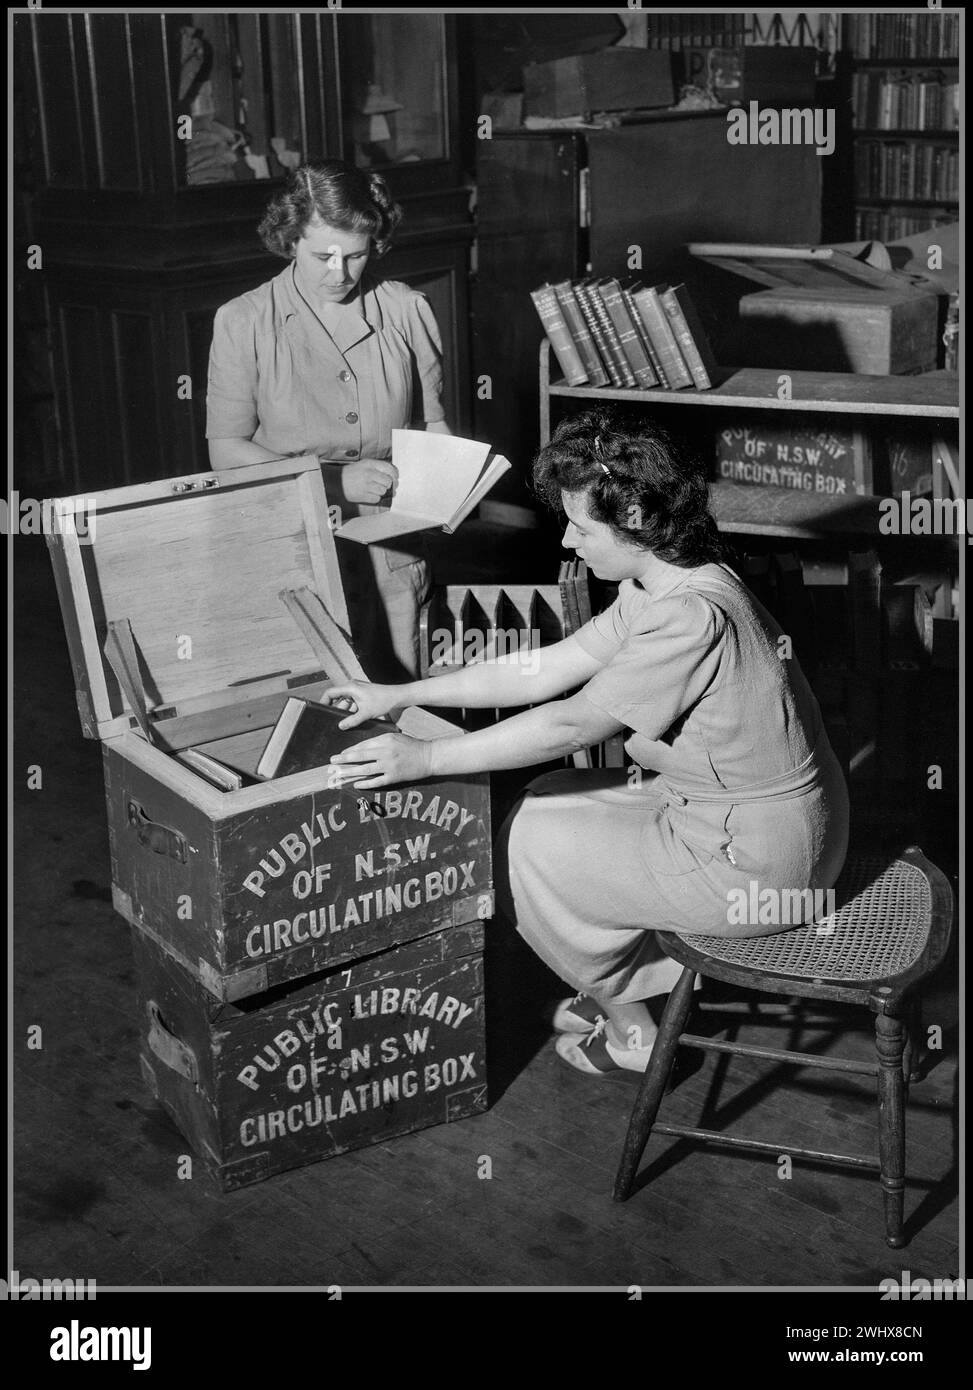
(554, 1017, 654, 1084)
(548, 992, 607, 1035)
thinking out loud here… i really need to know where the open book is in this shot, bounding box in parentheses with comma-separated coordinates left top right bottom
(335, 430, 511, 545)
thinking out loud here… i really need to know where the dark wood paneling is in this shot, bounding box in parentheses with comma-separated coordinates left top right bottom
(384, 241, 472, 437)
(110, 311, 163, 479)
(587, 117, 822, 280)
(473, 135, 583, 491)
(57, 304, 113, 491)
(86, 14, 142, 191)
(30, 15, 86, 189)
(25, 13, 473, 489)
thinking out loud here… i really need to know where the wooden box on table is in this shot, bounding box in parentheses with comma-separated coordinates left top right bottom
(45, 457, 491, 1187)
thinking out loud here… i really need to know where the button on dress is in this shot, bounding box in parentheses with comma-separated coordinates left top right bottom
(206, 264, 447, 679)
(495, 562, 850, 1003)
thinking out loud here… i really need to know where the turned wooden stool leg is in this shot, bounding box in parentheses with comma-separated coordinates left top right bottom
(613, 966, 697, 1202)
(875, 1012, 907, 1248)
(902, 996, 923, 1085)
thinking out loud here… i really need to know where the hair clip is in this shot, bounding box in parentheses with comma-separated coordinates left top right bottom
(593, 432, 611, 474)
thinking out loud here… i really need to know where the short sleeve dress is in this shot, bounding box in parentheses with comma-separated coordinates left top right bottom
(206, 264, 446, 680)
(495, 561, 850, 1004)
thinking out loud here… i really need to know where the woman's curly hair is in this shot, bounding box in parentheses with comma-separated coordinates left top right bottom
(532, 407, 727, 568)
(257, 160, 403, 259)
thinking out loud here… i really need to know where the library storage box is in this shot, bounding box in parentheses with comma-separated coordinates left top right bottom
(45, 457, 492, 1183)
(134, 919, 485, 1190)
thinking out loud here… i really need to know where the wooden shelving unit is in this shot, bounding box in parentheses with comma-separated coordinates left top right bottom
(843, 14, 959, 240)
(538, 339, 960, 541)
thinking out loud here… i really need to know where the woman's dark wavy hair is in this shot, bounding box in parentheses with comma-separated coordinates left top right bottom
(257, 160, 403, 259)
(532, 407, 727, 568)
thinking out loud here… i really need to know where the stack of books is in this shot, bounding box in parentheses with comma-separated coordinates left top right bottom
(530, 278, 718, 392)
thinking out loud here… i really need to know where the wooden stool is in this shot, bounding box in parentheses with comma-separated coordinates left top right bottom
(613, 848, 954, 1248)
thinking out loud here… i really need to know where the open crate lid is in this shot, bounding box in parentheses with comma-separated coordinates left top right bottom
(45, 456, 354, 741)
(688, 242, 936, 298)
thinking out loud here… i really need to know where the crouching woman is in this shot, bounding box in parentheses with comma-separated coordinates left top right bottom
(324, 409, 850, 1081)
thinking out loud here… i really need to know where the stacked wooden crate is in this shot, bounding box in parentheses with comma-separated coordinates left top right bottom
(46, 456, 492, 1190)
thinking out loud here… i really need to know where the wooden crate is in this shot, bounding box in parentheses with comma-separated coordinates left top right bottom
(134, 921, 486, 1191)
(739, 286, 939, 376)
(522, 49, 674, 119)
(691, 244, 940, 377)
(45, 457, 493, 1002)
(715, 413, 873, 496)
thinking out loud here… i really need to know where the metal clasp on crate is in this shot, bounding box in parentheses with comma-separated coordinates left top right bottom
(171, 477, 220, 494)
(127, 800, 188, 863)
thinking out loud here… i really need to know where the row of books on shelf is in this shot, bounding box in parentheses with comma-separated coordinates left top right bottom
(843, 13, 959, 61)
(854, 140, 959, 202)
(643, 14, 748, 48)
(531, 278, 718, 393)
(853, 206, 958, 242)
(851, 71, 960, 132)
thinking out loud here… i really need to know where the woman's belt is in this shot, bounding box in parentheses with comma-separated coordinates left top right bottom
(656, 730, 835, 809)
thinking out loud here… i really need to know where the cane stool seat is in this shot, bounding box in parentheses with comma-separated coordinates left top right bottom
(681, 855, 933, 983)
(613, 847, 954, 1249)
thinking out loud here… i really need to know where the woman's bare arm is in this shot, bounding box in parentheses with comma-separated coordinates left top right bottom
(426, 691, 623, 775)
(330, 631, 607, 718)
(330, 689, 625, 787)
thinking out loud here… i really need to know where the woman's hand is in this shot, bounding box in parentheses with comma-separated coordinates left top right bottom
(325, 682, 403, 727)
(337, 458, 398, 505)
(328, 732, 434, 789)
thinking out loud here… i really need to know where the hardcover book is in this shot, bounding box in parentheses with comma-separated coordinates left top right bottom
(659, 283, 719, 389)
(632, 284, 694, 389)
(530, 283, 587, 385)
(597, 277, 658, 388)
(572, 280, 616, 381)
(578, 280, 633, 386)
(593, 279, 638, 387)
(622, 281, 667, 386)
(552, 281, 609, 386)
(256, 698, 397, 781)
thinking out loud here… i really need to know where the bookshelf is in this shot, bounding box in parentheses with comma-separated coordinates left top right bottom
(843, 13, 959, 241)
(539, 340, 960, 540)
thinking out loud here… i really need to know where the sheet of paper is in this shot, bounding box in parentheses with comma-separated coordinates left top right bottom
(388, 430, 494, 521)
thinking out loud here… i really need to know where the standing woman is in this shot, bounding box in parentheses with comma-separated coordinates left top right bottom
(322, 409, 850, 1082)
(206, 159, 451, 681)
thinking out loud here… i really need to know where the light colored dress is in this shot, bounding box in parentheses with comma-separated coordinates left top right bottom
(206, 264, 446, 680)
(496, 561, 850, 1003)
